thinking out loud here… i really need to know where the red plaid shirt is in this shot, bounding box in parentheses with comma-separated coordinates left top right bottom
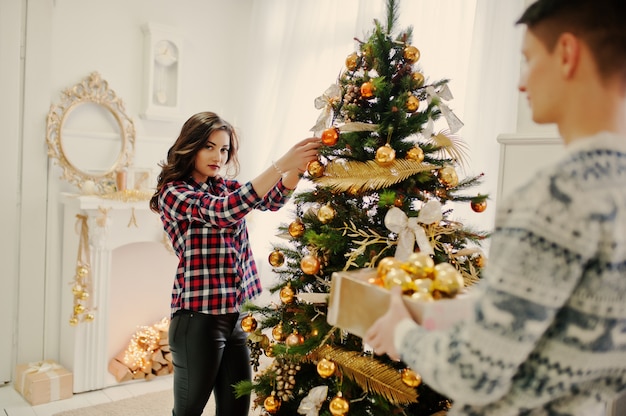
(158, 176, 292, 316)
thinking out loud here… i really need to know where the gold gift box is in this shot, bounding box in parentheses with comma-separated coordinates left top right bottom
(14, 360, 73, 405)
(327, 268, 476, 338)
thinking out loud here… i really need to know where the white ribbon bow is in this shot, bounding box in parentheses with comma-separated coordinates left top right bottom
(384, 201, 443, 260)
(310, 84, 341, 134)
(21, 361, 63, 399)
(426, 84, 464, 134)
(297, 385, 329, 416)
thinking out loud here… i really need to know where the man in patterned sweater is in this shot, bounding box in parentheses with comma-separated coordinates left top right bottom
(365, 0, 626, 414)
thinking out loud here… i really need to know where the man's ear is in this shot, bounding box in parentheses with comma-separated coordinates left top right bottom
(557, 33, 581, 79)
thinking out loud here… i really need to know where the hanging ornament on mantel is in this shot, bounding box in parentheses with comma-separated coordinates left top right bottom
(70, 214, 95, 326)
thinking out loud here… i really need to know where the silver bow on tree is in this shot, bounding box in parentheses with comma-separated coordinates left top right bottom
(310, 84, 341, 134)
(297, 385, 329, 416)
(426, 84, 464, 134)
(384, 200, 443, 260)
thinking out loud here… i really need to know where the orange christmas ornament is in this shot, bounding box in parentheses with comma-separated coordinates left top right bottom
(321, 127, 339, 146)
(272, 322, 286, 342)
(264, 394, 281, 414)
(268, 249, 285, 267)
(345, 52, 358, 71)
(406, 94, 419, 112)
(288, 218, 306, 238)
(360, 81, 375, 98)
(306, 160, 325, 178)
(375, 144, 396, 166)
(279, 284, 296, 304)
(412, 72, 425, 87)
(406, 146, 425, 162)
(329, 392, 350, 415)
(401, 368, 422, 387)
(471, 199, 487, 213)
(316, 357, 336, 378)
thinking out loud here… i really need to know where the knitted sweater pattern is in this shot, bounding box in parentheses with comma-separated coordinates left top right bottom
(399, 133, 626, 415)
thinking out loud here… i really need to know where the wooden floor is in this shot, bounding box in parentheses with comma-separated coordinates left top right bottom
(0, 375, 174, 416)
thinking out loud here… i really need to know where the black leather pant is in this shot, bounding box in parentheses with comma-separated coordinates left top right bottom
(169, 310, 251, 416)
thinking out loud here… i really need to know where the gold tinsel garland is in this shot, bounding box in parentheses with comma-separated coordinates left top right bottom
(315, 159, 435, 192)
(309, 344, 418, 405)
(69, 214, 95, 326)
(98, 189, 153, 202)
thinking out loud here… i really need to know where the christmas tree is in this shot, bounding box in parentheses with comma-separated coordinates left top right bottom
(236, 1, 489, 414)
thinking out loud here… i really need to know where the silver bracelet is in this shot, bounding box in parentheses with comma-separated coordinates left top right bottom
(272, 160, 284, 175)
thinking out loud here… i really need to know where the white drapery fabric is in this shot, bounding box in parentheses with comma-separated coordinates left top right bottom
(237, 1, 524, 291)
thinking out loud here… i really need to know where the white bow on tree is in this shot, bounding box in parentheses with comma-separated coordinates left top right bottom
(384, 200, 443, 260)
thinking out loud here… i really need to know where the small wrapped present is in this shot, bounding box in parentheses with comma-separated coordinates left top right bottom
(327, 268, 476, 338)
(14, 360, 73, 405)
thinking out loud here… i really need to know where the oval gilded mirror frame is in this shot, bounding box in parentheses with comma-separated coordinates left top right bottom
(46, 72, 136, 194)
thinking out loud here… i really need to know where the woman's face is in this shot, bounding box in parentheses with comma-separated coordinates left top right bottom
(191, 129, 230, 183)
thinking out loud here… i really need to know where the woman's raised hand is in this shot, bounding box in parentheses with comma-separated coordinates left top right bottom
(274, 137, 322, 173)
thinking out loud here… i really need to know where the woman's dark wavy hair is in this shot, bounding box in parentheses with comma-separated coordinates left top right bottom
(149, 111, 240, 213)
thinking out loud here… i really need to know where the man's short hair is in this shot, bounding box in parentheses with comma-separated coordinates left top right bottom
(517, 0, 626, 82)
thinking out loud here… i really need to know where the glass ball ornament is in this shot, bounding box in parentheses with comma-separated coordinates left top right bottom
(76, 265, 89, 278)
(73, 304, 85, 315)
(432, 263, 465, 297)
(401, 368, 422, 387)
(329, 392, 350, 415)
(241, 313, 258, 332)
(84, 313, 95, 322)
(72, 284, 84, 296)
(345, 52, 358, 71)
(406, 94, 420, 112)
(375, 144, 396, 166)
(406, 146, 424, 162)
(438, 166, 459, 188)
(316, 357, 336, 378)
(69, 316, 79, 326)
(402, 252, 435, 279)
(279, 284, 296, 304)
(264, 394, 281, 414)
(360, 81, 375, 98)
(317, 203, 336, 224)
(471, 199, 487, 213)
(272, 323, 286, 342)
(288, 219, 306, 238)
(383, 267, 414, 292)
(286, 330, 304, 347)
(321, 127, 339, 146)
(265, 341, 276, 357)
(474, 254, 486, 268)
(377, 256, 403, 279)
(300, 254, 321, 275)
(306, 160, 325, 178)
(403, 45, 421, 63)
(412, 72, 425, 87)
(268, 249, 285, 267)
(411, 290, 434, 302)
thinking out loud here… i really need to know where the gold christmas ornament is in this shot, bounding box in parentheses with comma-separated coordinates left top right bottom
(316, 357, 336, 378)
(438, 166, 459, 188)
(403, 45, 421, 63)
(264, 394, 281, 414)
(321, 127, 340, 146)
(84, 313, 95, 322)
(402, 252, 435, 279)
(345, 52, 359, 71)
(360, 81, 375, 99)
(317, 203, 336, 224)
(406, 146, 425, 162)
(329, 392, 350, 415)
(77, 266, 89, 277)
(401, 368, 422, 387)
(272, 322, 286, 342)
(406, 94, 420, 112)
(265, 341, 276, 357)
(300, 254, 321, 275)
(375, 144, 396, 166)
(383, 267, 414, 292)
(286, 330, 305, 347)
(241, 313, 258, 333)
(410, 290, 434, 302)
(412, 72, 425, 87)
(268, 249, 285, 267)
(288, 218, 306, 238)
(471, 199, 487, 213)
(307, 160, 325, 178)
(279, 284, 296, 304)
(474, 254, 486, 268)
(69, 317, 79, 326)
(432, 263, 464, 297)
(377, 256, 403, 279)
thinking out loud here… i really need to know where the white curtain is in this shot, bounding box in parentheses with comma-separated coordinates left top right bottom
(237, 0, 524, 296)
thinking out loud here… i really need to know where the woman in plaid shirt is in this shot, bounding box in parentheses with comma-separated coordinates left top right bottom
(149, 112, 320, 416)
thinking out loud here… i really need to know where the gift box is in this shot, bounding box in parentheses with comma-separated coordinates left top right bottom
(14, 360, 73, 405)
(327, 268, 476, 338)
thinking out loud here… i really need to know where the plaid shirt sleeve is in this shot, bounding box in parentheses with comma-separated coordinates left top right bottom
(158, 178, 288, 316)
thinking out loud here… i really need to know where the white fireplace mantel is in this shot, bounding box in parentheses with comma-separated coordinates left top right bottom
(59, 193, 169, 393)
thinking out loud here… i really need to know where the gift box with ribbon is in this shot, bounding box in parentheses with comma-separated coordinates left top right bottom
(327, 268, 476, 338)
(14, 360, 73, 405)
